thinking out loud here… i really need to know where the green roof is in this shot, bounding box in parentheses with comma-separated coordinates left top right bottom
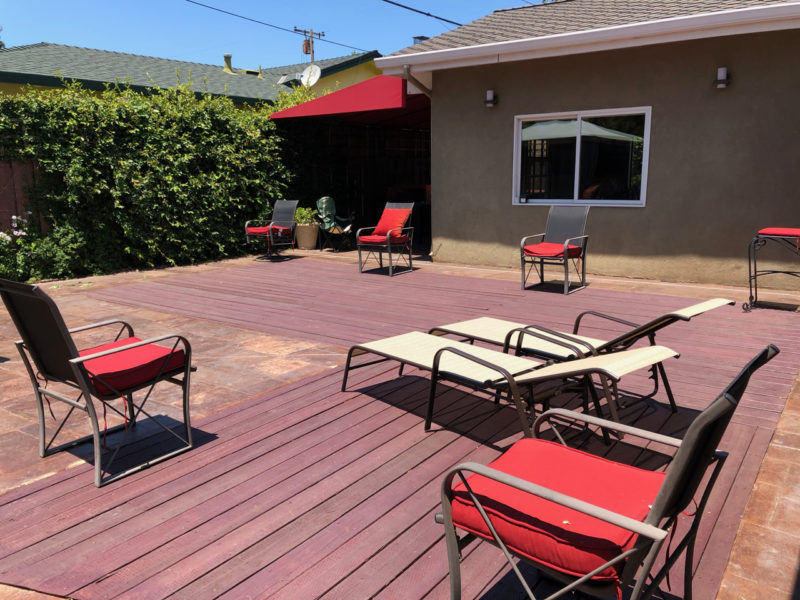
(0, 43, 380, 103)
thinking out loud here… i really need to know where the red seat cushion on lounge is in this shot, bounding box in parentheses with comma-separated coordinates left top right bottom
(80, 337, 186, 397)
(358, 234, 409, 245)
(372, 208, 412, 239)
(523, 242, 583, 258)
(247, 225, 292, 238)
(758, 227, 800, 238)
(450, 438, 665, 583)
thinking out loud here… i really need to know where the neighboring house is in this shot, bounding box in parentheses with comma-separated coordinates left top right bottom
(376, 0, 800, 288)
(0, 42, 381, 104)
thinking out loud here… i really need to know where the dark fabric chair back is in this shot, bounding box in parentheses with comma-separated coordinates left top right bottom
(317, 196, 336, 230)
(272, 200, 299, 228)
(0, 278, 79, 383)
(543, 205, 589, 245)
(649, 344, 779, 522)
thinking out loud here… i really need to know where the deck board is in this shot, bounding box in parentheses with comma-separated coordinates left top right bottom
(0, 259, 797, 599)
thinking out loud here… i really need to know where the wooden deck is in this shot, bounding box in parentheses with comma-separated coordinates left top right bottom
(0, 259, 798, 599)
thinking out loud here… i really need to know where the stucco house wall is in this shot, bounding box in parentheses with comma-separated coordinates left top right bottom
(429, 29, 800, 287)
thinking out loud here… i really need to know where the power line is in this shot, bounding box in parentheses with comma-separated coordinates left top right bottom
(379, 0, 462, 27)
(185, 0, 369, 54)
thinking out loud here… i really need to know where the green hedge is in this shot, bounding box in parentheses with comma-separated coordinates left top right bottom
(0, 82, 293, 281)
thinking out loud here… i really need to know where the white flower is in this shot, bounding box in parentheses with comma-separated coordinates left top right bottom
(0, 232, 11, 242)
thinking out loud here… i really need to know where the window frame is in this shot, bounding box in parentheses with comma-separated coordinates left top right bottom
(512, 106, 652, 207)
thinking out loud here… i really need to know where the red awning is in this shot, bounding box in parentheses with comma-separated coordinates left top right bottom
(270, 75, 429, 129)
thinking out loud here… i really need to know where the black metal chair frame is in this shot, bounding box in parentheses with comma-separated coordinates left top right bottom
(0, 278, 193, 487)
(744, 230, 800, 311)
(438, 344, 779, 600)
(245, 199, 299, 258)
(521, 205, 589, 294)
(357, 202, 414, 276)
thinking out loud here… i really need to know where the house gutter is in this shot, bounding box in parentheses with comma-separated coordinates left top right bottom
(376, 3, 800, 78)
(402, 64, 432, 97)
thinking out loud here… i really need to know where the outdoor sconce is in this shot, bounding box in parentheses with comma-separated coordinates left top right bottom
(715, 67, 731, 89)
(485, 89, 498, 107)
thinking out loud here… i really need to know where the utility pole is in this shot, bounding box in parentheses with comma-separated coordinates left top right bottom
(294, 27, 325, 63)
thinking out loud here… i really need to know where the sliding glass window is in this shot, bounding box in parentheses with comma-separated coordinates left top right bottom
(513, 107, 651, 207)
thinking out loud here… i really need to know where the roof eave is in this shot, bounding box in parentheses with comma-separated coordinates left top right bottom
(376, 3, 800, 76)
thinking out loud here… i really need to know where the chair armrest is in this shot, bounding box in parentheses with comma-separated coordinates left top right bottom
(572, 310, 639, 335)
(356, 226, 376, 237)
(70, 334, 192, 364)
(442, 462, 668, 542)
(384, 225, 413, 243)
(245, 219, 268, 228)
(69, 320, 134, 339)
(506, 325, 597, 357)
(563, 234, 589, 250)
(520, 233, 545, 250)
(432, 345, 517, 387)
(533, 407, 683, 448)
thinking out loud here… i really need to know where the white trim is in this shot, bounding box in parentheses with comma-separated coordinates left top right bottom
(512, 106, 652, 208)
(377, 3, 800, 77)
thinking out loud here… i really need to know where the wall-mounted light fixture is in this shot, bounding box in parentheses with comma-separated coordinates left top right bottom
(485, 89, 498, 107)
(715, 67, 731, 89)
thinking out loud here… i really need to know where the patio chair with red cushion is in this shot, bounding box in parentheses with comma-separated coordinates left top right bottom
(0, 278, 194, 487)
(438, 344, 778, 600)
(245, 199, 299, 258)
(357, 202, 414, 276)
(521, 205, 589, 294)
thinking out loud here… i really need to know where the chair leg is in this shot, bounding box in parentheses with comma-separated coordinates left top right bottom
(388, 246, 394, 277)
(441, 512, 464, 600)
(563, 256, 570, 295)
(520, 256, 526, 290)
(357, 245, 364, 272)
(425, 376, 439, 431)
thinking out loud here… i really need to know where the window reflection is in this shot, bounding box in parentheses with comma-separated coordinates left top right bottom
(520, 119, 577, 200)
(579, 115, 644, 200)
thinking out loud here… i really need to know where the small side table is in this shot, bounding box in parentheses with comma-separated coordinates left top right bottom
(744, 227, 800, 311)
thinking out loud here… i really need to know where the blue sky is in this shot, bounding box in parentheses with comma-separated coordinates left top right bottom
(1, 1, 540, 68)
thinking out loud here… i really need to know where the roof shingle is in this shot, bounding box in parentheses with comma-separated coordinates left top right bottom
(0, 43, 380, 103)
(391, 0, 793, 55)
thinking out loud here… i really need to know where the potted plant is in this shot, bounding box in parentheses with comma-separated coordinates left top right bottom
(294, 206, 319, 250)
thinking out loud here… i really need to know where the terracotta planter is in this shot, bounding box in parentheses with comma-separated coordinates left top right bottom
(295, 223, 319, 250)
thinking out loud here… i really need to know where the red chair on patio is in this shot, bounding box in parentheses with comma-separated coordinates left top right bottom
(521, 205, 589, 294)
(0, 278, 194, 487)
(357, 202, 414, 276)
(245, 199, 299, 259)
(438, 344, 778, 600)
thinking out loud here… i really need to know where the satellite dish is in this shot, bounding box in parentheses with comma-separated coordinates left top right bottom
(300, 64, 321, 87)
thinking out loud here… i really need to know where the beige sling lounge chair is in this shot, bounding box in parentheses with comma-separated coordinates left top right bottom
(429, 298, 733, 413)
(341, 331, 677, 436)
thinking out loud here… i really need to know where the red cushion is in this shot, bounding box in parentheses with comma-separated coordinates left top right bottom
(523, 242, 582, 258)
(247, 225, 292, 237)
(758, 227, 800, 238)
(358, 234, 409, 245)
(80, 337, 186, 397)
(372, 208, 412, 238)
(450, 438, 665, 583)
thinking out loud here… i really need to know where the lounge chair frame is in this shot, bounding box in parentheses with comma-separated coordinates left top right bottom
(0, 279, 193, 487)
(429, 298, 734, 415)
(357, 202, 414, 276)
(438, 344, 779, 600)
(521, 205, 589, 294)
(245, 199, 299, 258)
(341, 331, 676, 437)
